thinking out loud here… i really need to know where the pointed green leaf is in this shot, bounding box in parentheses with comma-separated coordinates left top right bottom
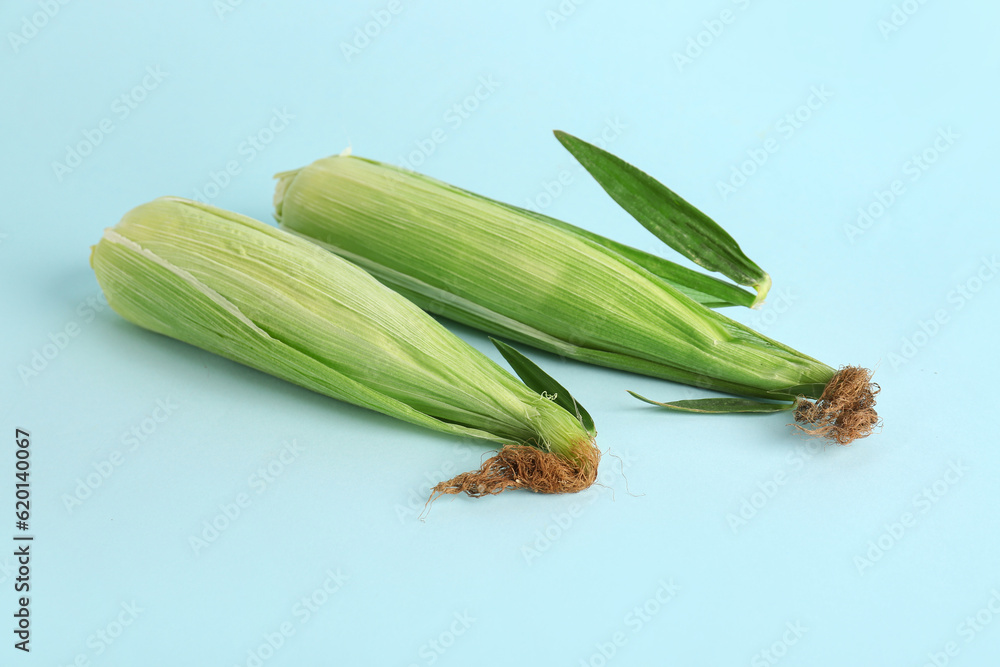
(491, 338, 595, 433)
(628, 392, 795, 414)
(554, 130, 771, 306)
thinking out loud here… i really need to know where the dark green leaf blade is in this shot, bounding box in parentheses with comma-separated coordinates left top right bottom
(628, 392, 795, 414)
(492, 338, 595, 433)
(554, 130, 771, 306)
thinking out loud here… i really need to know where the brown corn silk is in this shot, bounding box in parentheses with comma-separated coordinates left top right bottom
(794, 366, 881, 444)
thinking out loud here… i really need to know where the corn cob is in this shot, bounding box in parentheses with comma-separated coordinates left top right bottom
(274, 154, 879, 443)
(90, 197, 599, 496)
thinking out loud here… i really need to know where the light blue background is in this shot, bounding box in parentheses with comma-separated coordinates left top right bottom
(3, 1, 999, 665)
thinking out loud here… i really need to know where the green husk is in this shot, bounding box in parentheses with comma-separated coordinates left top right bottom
(274, 154, 880, 443)
(90, 197, 599, 493)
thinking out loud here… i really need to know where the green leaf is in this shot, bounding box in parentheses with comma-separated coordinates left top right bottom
(628, 392, 795, 414)
(554, 130, 771, 306)
(491, 338, 595, 433)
